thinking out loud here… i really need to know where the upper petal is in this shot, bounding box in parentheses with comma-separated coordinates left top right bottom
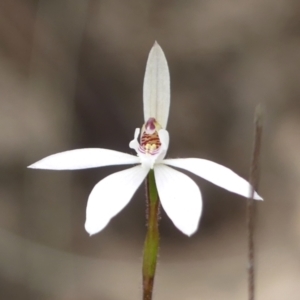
(28, 148, 140, 170)
(143, 42, 170, 129)
(154, 164, 202, 236)
(85, 165, 150, 235)
(163, 158, 263, 200)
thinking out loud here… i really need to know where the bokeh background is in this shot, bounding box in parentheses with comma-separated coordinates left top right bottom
(1, 0, 300, 299)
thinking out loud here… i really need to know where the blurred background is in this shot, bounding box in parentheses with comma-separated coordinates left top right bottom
(1, 0, 300, 299)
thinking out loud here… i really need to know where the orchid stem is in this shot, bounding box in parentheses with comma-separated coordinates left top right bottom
(247, 104, 263, 300)
(143, 169, 160, 300)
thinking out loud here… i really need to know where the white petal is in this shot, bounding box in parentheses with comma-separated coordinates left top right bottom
(154, 164, 202, 236)
(28, 148, 140, 170)
(85, 165, 150, 235)
(129, 128, 140, 153)
(163, 158, 263, 200)
(143, 42, 170, 129)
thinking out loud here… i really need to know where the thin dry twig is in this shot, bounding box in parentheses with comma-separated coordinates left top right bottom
(247, 104, 263, 300)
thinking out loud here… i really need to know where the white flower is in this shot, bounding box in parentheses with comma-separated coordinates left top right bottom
(28, 42, 262, 237)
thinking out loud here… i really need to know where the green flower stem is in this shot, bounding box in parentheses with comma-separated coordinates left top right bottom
(142, 169, 160, 300)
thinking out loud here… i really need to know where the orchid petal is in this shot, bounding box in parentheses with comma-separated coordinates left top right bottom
(143, 42, 170, 129)
(28, 149, 140, 170)
(163, 158, 263, 200)
(129, 128, 140, 153)
(85, 165, 150, 235)
(154, 164, 202, 236)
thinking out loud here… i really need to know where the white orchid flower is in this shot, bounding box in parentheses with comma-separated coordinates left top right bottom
(28, 42, 262, 237)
